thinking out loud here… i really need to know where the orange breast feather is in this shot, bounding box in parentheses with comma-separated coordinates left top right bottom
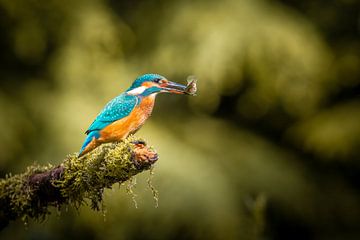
(99, 95, 155, 142)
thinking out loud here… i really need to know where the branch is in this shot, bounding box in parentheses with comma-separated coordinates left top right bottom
(0, 137, 158, 230)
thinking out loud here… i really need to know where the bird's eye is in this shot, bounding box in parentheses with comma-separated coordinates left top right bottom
(154, 78, 164, 84)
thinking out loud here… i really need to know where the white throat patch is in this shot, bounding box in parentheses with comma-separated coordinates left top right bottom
(127, 86, 146, 95)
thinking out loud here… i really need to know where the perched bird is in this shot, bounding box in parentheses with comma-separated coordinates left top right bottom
(78, 73, 189, 157)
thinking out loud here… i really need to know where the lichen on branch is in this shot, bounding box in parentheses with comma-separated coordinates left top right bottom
(0, 136, 158, 230)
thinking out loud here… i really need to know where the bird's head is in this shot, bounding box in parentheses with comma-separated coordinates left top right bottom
(126, 73, 188, 96)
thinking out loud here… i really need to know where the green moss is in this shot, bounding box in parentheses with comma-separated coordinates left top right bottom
(0, 164, 53, 223)
(0, 136, 157, 225)
(147, 166, 159, 208)
(57, 136, 147, 209)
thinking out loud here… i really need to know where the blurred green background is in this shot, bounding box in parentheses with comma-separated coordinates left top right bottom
(0, 0, 359, 239)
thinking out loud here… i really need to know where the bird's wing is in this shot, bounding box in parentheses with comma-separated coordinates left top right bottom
(85, 94, 139, 134)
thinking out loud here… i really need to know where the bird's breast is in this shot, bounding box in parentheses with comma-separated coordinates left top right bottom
(138, 95, 155, 117)
(99, 95, 155, 141)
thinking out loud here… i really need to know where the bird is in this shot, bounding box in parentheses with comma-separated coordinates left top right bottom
(78, 73, 189, 157)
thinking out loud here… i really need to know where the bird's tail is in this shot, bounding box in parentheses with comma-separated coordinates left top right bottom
(78, 131, 100, 157)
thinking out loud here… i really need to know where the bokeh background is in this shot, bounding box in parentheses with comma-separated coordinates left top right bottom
(0, 0, 359, 239)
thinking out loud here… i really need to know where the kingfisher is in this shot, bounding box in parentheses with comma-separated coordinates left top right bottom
(78, 73, 189, 157)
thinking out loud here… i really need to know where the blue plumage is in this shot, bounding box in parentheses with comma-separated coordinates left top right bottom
(78, 93, 139, 156)
(78, 73, 189, 157)
(79, 131, 100, 154)
(127, 74, 164, 91)
(86, 74, 163, 133)
(85, 74, 164, 137)
(141, 86, 162, 96)
(85, 93, 139, 134)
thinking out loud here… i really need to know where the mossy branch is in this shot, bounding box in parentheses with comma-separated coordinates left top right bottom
(0, 137, 158, 230)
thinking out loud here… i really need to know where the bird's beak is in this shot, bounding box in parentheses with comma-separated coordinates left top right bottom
(161, 81, 187, 94)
